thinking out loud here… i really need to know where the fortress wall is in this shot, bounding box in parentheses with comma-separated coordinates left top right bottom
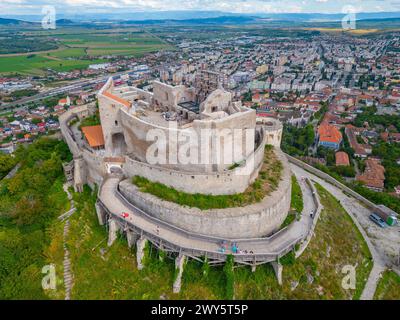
(152, 81, 196, 110)
(117, 87, 153, 103)
(73, 157, 86, 192)
(98, 94, 125, 156)
(200, 89, 232, 114)
(264, 127, 283, 148)
(196, 108, 256, 172)
(59, 105, 92, 157)
(133, 88, 153, 102)
(257, 117, 283, 148)
(82, 149, 105, 186)
(122, 134, 266, 195)
(59, 104, 105, 188)
(60, 119, 81, 157)
(153, 81, 180, 109)
(120, 107, 257, 173)
(119, 108, 160, 162)
(119, 149, 291, 239)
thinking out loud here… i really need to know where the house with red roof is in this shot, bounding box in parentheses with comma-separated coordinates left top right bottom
(58, 96, 71, 107)
(356, 158, 385, 192)
(317, 123, 342, 150)
(335, 151, 350, 166)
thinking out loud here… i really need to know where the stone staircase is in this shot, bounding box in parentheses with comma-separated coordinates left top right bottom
(61, 183, 75, 300)
(63, 220, 73, 300)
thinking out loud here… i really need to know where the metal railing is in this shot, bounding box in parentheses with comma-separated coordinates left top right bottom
(96, 179, 305, 264)
(116, 183, 292, 244)
(285, 153, 395, 214)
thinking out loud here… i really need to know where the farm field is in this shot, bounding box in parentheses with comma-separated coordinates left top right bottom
(0, 54, 107, 75)
(0, 27, 173, 75)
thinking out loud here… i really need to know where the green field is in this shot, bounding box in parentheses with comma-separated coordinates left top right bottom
(0, 28, 173, 75)
(0, 54, 107, 75)
(47, 47, 87, 58)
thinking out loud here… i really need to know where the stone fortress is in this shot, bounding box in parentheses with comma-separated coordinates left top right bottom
(59, 71, 315, 288)
(61, 73, 289, 237)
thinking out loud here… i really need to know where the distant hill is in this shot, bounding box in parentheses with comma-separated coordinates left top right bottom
(357, 17, 400, 23)
(0, 17, 32, 25)
(256, 12, 400, 22)
(122, 15, 257, 25)
(56, 19, 75, 25)
(2, 10, 400, 26)
(0, 17, 76, 27)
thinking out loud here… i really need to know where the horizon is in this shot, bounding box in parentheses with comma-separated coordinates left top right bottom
(2, 9, 400, 23)
(1, 0, 400, 16)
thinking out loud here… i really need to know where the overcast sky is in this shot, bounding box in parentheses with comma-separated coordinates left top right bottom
(2, 0, 400, 15)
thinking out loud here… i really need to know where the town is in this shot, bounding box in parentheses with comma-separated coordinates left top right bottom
(2, 30, 400, 209)
(0, 5, 400, 304)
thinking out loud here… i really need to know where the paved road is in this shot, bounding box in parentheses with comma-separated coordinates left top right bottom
(99, 175, 317, 257)
(0, 68, 137, 111)
(290, 163, 397, 300)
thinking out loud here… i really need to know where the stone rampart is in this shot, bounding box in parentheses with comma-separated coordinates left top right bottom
(118, 149, 291, 238)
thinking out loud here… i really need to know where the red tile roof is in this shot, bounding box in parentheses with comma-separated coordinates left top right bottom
(102, 91, 131, 108)
(82, 125, 105, 148)
(318, 123, 342, 144)
(356, 158, 385, 190)
(335, 151, 350, 166)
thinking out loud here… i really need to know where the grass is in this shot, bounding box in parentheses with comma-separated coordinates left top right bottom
(0, 111, 14, 117)
(0, 29, 173, 75)
(132, 145, 283, 210)
(67, 186, 228, 299)
(0, 177, 69, 299)
(87, 44, 170, 57)
(280, 175, 304, 229)
(291, 175, 304, 213)
(43, 218, 66, 300)
(78, 113, 101, 131)
(0, 54, 107, 75)
(304, 28, 380, 35)
(62, 179, 373, 300)
(47, 48, 88, 59)
(280, 213, 296, 230)
(43, 178, 70, 300)
(374, 270, 400, 300)
(68, 186, 178, 299)
(233, 183, 373, 300)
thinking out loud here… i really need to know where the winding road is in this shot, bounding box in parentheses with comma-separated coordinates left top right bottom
(290, 163, 398, 300)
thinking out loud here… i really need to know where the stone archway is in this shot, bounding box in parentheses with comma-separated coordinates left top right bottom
(106, 164, 123, 175)
(111, 132, 127, 156)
